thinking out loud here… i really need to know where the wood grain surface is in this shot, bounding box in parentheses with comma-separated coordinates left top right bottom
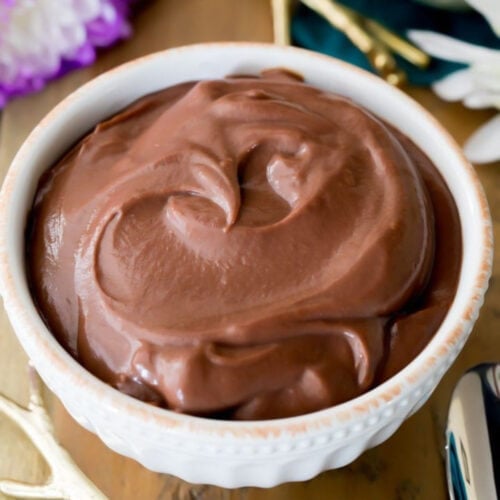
(1, 1, 499, 499)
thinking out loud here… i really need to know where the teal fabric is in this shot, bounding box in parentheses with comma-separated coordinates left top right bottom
(291, 0, 500, 85)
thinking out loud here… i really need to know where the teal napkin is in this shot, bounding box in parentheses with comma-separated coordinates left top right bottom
(292, 0, 500, 85)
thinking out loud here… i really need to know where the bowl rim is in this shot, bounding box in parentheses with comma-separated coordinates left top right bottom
(0, 41, 493, 439)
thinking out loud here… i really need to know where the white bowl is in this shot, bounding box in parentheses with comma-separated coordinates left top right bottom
(0, 43, 493, 488)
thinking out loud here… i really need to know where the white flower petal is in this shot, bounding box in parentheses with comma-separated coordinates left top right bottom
(471, 62, 500, 93)
(465, 0, 500, 36)
(432, 68, 476, 101)
(0, 0, 109, 85)
(463, 90, 500, 109)
(0, 56, 17, 83)
(408, 30, 500, 64)
(101, 3, 117, 22)
(71, 0, 101, 22)
(464, 113, 500, 163)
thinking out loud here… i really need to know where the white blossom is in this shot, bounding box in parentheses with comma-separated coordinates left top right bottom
(0, 0, 107, 84)
(0, 0, 130, 107)
(409, 0, 500, 163)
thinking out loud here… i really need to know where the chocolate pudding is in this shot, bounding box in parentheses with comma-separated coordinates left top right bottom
(26, 70, 462, 420)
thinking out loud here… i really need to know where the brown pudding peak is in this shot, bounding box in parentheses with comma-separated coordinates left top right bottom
(27, 70, 461, 420)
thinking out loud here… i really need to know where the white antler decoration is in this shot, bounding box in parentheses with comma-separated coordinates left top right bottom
(0, 367, 106, 500)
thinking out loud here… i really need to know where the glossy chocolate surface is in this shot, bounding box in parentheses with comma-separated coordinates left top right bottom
(27, 71, 461, 419)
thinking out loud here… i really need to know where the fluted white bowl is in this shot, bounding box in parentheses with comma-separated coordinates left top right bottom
(0, 43, 492, 488)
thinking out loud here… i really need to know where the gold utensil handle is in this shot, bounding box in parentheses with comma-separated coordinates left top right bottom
(272, 0, 429, 86)
(300, 0, 405, 85)
(271, 0, 293, 45)
(359, 17, 430, 68)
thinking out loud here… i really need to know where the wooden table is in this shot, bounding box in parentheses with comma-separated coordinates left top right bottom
(0, 1, 499, 498)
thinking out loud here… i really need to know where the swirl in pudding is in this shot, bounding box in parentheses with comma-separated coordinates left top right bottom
(27, 70, 461, 419)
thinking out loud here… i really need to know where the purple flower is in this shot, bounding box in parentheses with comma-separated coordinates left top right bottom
(0, 0, 137, 108)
